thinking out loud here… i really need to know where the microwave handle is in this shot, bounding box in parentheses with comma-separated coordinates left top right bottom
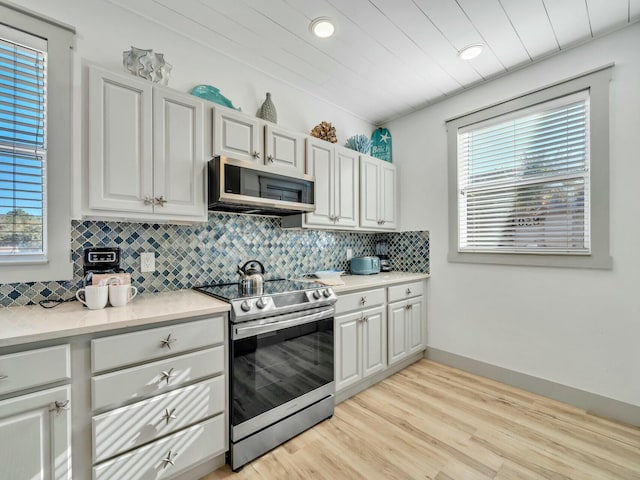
(233, 306, 334, 339)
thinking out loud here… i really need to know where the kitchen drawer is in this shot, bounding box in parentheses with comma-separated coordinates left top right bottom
(93, 414, 225, 480)
(388, 281, 424, 303)
(92, 316, 224, 373)
(0, 345, 70, 396)
(93, 376, 225, 463)
(335, 288, 385, 315)
(92, 347, 224, 410)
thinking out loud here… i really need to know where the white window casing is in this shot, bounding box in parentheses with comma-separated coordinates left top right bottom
(447, 66, 613, 269)
(0, 5, 75, 283)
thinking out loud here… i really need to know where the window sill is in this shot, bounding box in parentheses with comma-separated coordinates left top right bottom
(448, 251, 613, 270)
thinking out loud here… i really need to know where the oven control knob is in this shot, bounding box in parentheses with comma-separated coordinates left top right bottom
(256, 297, 267, 309)
(322, 288, 332, 298)
(312, 290, 322, 300)
(240, 300, 251, 312)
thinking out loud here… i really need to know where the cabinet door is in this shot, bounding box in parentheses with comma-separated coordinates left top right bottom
(264, 124, 304, 173)
(335, 312, 361, 391)
(407, 297, 425, 355)
(359, 156, 380, 229)
(213, 107, 261, 163)
(153, 89, 206, 220)
(380, 162, 397, 229)
(362, 306, 386, 379)
(334, 147, 359, 228)
(387, 302, 408, 366)
(0, 385, 72, 480)
(89, 66, 153, 213)
(305, 137, 334, 227)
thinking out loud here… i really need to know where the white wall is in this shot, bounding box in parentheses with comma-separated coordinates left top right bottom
(389, 23, 640, 407)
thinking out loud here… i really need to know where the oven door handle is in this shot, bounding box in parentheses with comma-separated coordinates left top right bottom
(233, 306, 334, 339)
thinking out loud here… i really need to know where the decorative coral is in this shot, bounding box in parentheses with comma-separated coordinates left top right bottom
(310, 121, 337, 143)
(344, 134, 371, 154)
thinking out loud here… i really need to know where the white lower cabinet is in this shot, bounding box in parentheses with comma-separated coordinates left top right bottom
(0, 344, 72, 480)
(90, 316, 227, 480)
(93, 415, 225, 480)
(388, 296, 425, 366)
(335, 287, 387, 392)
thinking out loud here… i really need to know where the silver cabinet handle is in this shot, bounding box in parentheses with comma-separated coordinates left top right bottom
(0, 374, 8, 381)
(144, 195, 154, 206)
(160, 333, 176, 350)
(360, 296, 367, 305)
(406, 288, 412, 295)
(155, 195, 167, 206)
(160, 368, 176, 385)
(267, 154, 274, 163)
(252, 151, 261, 159)
(162, 408, 177, 425)
(50, 400, 70, 414)
(404, 304, 413, 311)
(161, 450, 177, 469)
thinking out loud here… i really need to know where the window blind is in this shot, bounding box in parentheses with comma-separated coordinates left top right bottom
(0, 29, 47, 256)
(457, 90, 590, 254)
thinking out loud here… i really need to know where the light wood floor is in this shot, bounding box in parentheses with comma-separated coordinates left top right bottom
(203, 360, 640, 480)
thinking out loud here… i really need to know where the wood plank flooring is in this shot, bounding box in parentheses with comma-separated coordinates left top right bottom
(203, 360, 640, 480)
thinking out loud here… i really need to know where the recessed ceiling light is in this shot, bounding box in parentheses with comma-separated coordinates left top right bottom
(310, 17, 335, 38)
(458, 44, 484, 60)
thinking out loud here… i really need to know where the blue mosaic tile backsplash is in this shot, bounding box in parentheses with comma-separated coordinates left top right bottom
(0, 213, 429, 307)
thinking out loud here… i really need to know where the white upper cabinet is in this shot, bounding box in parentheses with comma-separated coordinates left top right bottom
(303, 137, 359, 229)
(213, 107, 305, 174)
(264, 124, 305, 173)
(87, 65, 206, 222)
(213, 107, 261, 164)
(359, 155, 397, 231)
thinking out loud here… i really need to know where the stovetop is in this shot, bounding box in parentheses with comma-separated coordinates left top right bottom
(194, 279, 337, 323)
(194, 279, 318, 302)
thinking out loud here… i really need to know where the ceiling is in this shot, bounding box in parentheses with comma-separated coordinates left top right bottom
(108, 0, 639, 125)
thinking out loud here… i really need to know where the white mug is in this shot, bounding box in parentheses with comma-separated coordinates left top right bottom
(109, 284, 138, 307)
(76, 285, 109, 310)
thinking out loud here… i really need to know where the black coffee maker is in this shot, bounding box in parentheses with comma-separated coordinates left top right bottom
(375, 240, 391, 272)
(82, 246, 124, 286)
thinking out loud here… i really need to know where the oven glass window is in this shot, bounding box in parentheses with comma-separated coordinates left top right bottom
(231, 317, 333, 427)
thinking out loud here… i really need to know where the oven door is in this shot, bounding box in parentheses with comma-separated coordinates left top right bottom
(230, 306, 334, 441)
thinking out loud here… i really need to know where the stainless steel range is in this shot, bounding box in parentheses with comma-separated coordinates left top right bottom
(194, 279, 337, 471)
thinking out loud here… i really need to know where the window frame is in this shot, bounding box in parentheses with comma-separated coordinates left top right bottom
(0, 5, 75, 283)
(447, 66, 613, 269)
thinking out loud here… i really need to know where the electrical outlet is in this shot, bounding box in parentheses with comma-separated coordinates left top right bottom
(140, 252, 155, 272)
(346, 248, 353, 261)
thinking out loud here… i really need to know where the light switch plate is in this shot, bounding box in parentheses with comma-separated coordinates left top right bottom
(140, 252, 155, 272)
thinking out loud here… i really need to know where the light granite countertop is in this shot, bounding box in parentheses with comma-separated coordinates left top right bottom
(325, 272, 429, 294)
(0, 289, 230, 348)
(0, 272, 429, 348)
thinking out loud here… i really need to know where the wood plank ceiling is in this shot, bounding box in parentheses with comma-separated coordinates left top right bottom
(108, 0, 640, 125)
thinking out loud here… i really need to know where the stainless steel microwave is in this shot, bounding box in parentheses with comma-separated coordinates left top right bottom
(208, 156, 315, 216)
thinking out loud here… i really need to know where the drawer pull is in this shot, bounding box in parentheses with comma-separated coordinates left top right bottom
(0, 374, 7, 380)
(160, 368, 176, 385)
(360, 296, 367, 305)
(160, 333, 177, 350)
(162, 407, 177, 425)
(359, 314, 368, 323)
(406, 288, 412, 295)
(50, 400, 70, 414)
(161, 450, 177, 469)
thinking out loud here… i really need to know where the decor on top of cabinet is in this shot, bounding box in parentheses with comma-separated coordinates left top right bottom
(371, 127, 392, 163)
(310, 121, 337, 143)
(191, 85, 241, 111)
(257, 92, 277, 123)
(122, 46, 172, 85)
(344, 134, 371, 154)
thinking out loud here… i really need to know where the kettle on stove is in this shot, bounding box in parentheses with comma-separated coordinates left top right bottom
(237, 260, 265, 295)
